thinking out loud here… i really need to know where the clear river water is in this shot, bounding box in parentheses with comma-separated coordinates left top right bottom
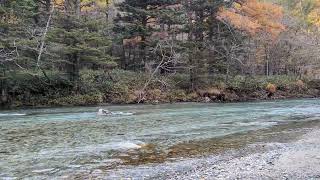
(1, 99, 320, 179)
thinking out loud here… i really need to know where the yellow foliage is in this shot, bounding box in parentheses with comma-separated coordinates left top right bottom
(308, 9, 320, 27)
(82, 0, 112, 11)
(288, 0, 320, 28)
(266, 83, 277, 93)
(207, 88, 221, 96)
(295, 80, 305, 89)
(187, 92, 199, 101)
(54, 0, 64, 7)
(54, 0, 112, 11)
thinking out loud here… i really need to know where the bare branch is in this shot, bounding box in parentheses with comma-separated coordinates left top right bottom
(37, 1, 55, 68)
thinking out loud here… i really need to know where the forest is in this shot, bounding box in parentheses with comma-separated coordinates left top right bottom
(1, 0, 320, 107)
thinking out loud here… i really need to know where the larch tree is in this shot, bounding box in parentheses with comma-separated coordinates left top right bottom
(217, 0, 286, 76)
(276, 0, 320, 77)
(281, 0, 320, 30)
(217, 0, 285, 39)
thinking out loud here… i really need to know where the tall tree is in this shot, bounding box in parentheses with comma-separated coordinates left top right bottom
(217, 0, 286, 76)
(114, 0, 182, 71)
(48, 0, 114, 89)
(183, 0, 236, 89)
(0, 0, 39, 104)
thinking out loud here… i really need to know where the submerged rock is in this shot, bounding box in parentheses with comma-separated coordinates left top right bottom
(97, 109, 135, 116)
(97, 109, 111, 116)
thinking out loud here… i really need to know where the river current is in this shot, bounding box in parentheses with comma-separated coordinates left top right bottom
(1, 99, 320, 179)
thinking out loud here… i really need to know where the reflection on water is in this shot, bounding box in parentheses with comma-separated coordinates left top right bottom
(1, 99, 320, 178)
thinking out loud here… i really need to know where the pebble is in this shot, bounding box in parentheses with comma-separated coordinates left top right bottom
(104, 129, 320, 180)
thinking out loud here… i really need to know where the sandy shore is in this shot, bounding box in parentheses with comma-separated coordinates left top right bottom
(104, 128, 320, 179)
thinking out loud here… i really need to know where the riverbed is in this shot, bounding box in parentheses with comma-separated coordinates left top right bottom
(1, 99, 320, 179)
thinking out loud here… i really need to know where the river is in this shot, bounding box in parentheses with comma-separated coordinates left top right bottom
(1, 99, 320, 179)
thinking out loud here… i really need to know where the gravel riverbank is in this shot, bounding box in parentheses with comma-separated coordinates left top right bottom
(104, 128, 320, 180)
(165, 129, 320, 180)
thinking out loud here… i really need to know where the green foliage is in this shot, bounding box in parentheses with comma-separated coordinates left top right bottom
(227, 75, 298, 91)
(0, 68, 317, 107)
(114, 0, 184, 70)
(79, 69, 113, 94)
(168, 73, 191, 90)
(107, 82, 131, 104)
(167, 89, 187, 102)
(48, 11, 115, 84)
(109, 69, 147, 88)
(49, 92, 104, 106)
(1, 0, 319, 107)
(115, 0, 180, 38)
(0, 0, 39, 70)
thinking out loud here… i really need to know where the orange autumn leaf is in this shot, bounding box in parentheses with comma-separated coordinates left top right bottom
(217, 0, 286, 39)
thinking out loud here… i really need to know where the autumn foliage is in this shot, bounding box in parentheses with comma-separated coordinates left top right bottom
(292, 0, 320, 28)
(217, 0, 286, 38)
(54, 0, 111, 11)
(266, 83, 277, 94)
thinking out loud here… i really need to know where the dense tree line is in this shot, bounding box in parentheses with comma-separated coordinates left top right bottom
(0, 0, 319, 106)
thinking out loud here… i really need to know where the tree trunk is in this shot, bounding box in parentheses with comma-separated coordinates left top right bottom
(105, 0, 109, 21)
(75, 0, 80, 18)
(73, 53, 80, 90)
(0, 70, 7, 105)
(265, 44, 270, 76)
(141, 17, 148, 72)
(65, 0, 80, 16)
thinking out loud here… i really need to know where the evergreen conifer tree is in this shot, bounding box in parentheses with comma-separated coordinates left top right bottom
(114, 0, 182, 71)
(48, 0, 114, 88)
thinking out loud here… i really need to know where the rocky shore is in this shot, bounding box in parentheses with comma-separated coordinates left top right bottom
(165, 129, 320, 180)
(104, 126, 320, 179)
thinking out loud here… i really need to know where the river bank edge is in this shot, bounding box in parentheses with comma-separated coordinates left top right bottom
(3, 73, 320, 109)
(2, 88, 320, 110)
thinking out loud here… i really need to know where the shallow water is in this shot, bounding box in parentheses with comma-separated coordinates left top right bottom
(1, 99, 320, 179)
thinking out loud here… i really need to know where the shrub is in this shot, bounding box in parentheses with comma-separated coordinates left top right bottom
(228, 76, 263, 91)
(167, 90, 187, 102)
(147, 89, 163, 101)
(266, 75, 296, 90)
(49, 92, 103, 106)
(110, 69, 147, 89)
(266, 83, 277, 93)
(80, 69, 113, 93)
(227, 75, 298, 92)
(295, 80, 305, 89)
(108, 83, 130, 104)
(186, 92, 199, 101)
(168, 73, 191, 90)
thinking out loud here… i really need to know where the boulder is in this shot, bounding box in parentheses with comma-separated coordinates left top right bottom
(204, 97, 211, 103)
(97, 109, 111, 116)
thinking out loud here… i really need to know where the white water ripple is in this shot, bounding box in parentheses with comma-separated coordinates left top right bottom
(0, 113, 26, 117)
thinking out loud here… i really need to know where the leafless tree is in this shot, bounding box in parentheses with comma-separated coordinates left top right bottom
(138, 40, 182, 103)
(37, 0, 55, 69)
